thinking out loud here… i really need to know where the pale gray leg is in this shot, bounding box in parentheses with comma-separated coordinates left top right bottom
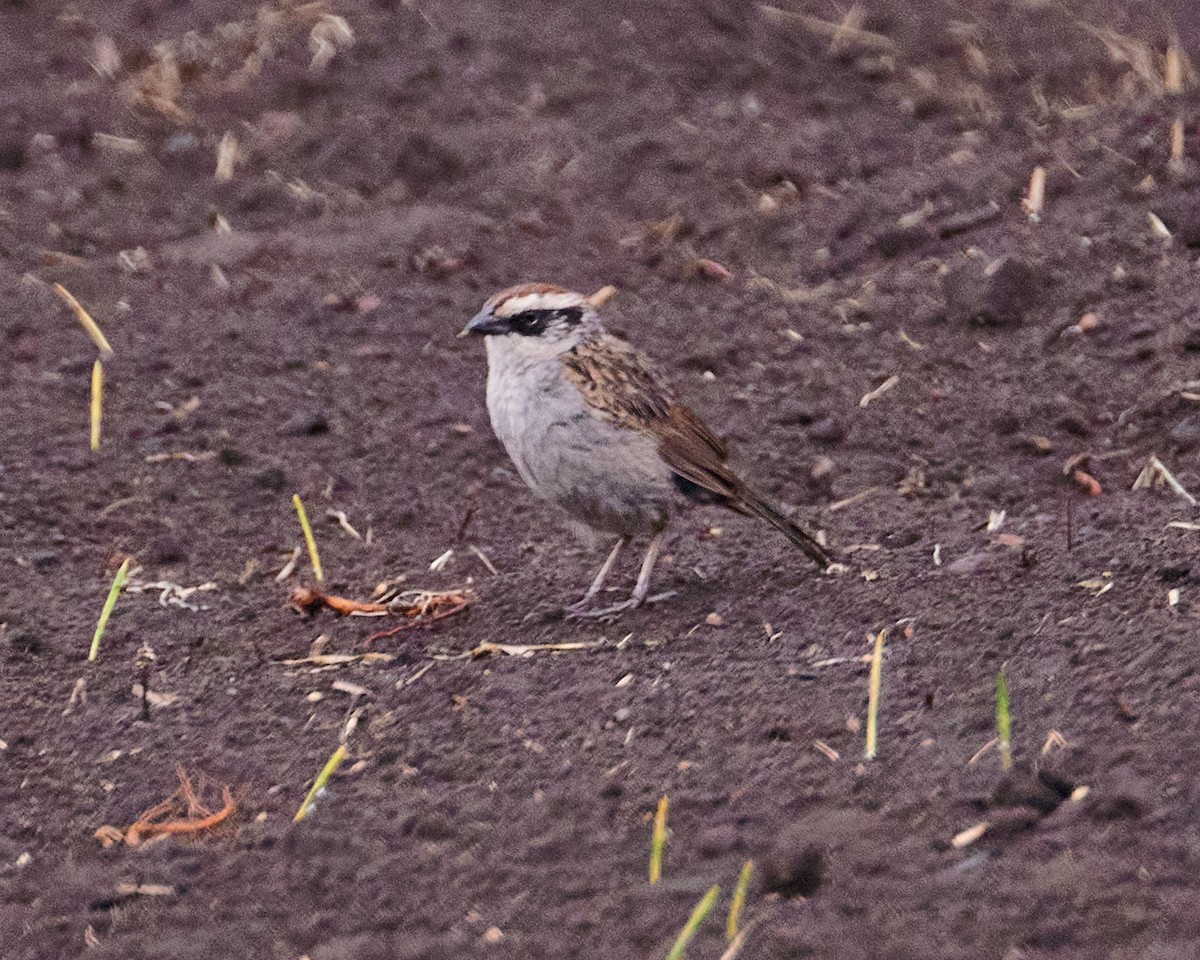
(565, 538, 625, 614)
(569, 531, 672, 619)
(629, 530, 664, 606)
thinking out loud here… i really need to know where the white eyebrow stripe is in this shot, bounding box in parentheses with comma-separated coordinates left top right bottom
(495, 291, 583, 316)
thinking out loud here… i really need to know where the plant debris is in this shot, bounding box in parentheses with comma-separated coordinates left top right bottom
(288, 585, 476, 640)
(1132, 454, 1197, 506)
(290, 586, 389, 616)
(468, 640, 605, 658)
(951, 821, 989, 849)
(95, 766, 235, 847)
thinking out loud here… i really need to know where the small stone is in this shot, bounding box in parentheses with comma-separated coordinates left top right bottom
(773, 398, 816, 426)
(1170, 415, 1200, 452)
(945, 552, 990, 575)
(811, 456, 835, 479)
(30, 550, 58, 570)
(279, 410, 330, 437)
(808, 417, 848, 444)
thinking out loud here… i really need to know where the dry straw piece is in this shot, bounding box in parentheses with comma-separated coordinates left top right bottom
(1132, 454, 1197, 505)
(54, 283, 113, 355)
(90, 360, 103, 451)
(859, 375, 899, 408)
(864, 629, 885, 759)
(292, 494, 325, 582)
(758, 4, 895, 53)
(1023, 166, 1046, 219)
(215, 131, 238, 182)
(1170, 119, 1186, 170)
(727, 860, 754, 941)
(1166, 38, 1184, 94)
(951, 821, 989, 848)
(649, 795, 669, 884)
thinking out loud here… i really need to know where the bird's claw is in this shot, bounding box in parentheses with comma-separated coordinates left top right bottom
(563, 590, 677, 621)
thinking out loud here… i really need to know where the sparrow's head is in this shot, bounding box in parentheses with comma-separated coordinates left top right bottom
(462, 283, 591, 341)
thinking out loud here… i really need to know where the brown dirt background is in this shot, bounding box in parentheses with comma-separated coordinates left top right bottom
(5, 1, 1200, 958)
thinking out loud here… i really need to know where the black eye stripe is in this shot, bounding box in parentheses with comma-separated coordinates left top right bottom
(509, 306, 583, 335)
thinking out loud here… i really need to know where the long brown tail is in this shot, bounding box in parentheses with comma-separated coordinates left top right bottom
(740, 492, 833, 569)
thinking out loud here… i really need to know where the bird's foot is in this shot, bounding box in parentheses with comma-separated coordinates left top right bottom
(564, 590, 676, 621)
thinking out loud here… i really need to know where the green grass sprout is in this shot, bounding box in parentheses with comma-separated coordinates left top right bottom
(650, 794, 669, 884)
(292, 494, 325, 582)
(293, 743, 348, 822)
(996, 665, 1013, 771)
(665, 884, 720, 960)
(726, 859, 753, 940)
(864, 629, 885, 759)
(88, 557, 130, 662)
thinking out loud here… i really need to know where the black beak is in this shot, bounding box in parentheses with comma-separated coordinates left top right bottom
(459, 309, 511, 337)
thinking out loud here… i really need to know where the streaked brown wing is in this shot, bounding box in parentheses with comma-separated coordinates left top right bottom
(562, 334, 746, 505)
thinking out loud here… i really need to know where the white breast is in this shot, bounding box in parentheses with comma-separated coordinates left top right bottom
(483, 336, 674, 536)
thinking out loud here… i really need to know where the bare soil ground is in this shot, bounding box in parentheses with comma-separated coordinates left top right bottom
(5, 1, 1200, 958)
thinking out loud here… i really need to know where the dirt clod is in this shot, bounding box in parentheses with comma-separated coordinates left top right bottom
(762, 833, 825, 898)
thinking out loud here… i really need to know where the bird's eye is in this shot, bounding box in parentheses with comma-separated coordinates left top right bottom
(509, 307, 583, 335)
